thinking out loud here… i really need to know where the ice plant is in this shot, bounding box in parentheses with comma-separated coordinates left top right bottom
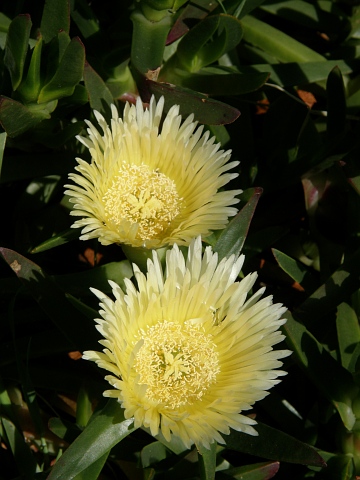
(65, 96, 240, 249)
(83, 237, 290, 449)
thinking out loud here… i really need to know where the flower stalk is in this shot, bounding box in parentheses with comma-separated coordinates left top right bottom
(130, 8, 173, 79)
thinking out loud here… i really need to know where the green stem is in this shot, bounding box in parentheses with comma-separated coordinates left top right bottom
(130, 8, 173, 77)
(121, 243, 169, 272)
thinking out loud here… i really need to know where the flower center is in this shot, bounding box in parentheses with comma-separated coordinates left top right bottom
(134, 321, 219, 408)
(103, 163, 181, 241)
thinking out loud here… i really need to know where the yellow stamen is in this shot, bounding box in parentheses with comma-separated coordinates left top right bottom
(134, 321, 220, 409)
(103, 163, 181, 240)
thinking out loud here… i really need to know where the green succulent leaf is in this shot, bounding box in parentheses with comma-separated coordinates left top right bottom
(272, 248, 318, 292)
(48, 417, 82, 443)
(182, 67, 270, 95)
(1, 417, 37, 480)
(72, 454, 109, 480)
(131, 8, 173, 74)
(326, 66, 347, 139)
(337, 302, 360, 371)
(17, 36, 43, 102)
(147, 80, 240, 125)
(216, 461, 280, 480)
(47, 400, 137, 480)
(70, 0, 100, 39)
(40, 0, 70, 43)
(226, 422, 326, 466)
(260, 0, 347, 31)
(0, 97, 55, 137)
(4, 14, 32, 91)
(38, 37, 85, 103)
(83, 61, 114, 118)
(177, 14, 243, 72)
(43, 31, 71, 83)
(0, 131, 6, 180)
(214, 188, 262, 261)
(141, 441, 171, 468)
(284, 312, 357, 430)
(198, 441, 217, 480)
(0, 12, 11, 32)
(295, 246, 360, 326)
(241, 15, 326, 63)
(236, 59, 360, 87)
(30, 228, 81, 253)
(53, 260, 133, 296)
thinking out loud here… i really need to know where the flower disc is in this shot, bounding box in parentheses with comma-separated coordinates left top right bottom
(65, 96, 241, 248)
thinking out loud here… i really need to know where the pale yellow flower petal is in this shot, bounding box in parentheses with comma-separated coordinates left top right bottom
(83, 237, 290, 449)
(65, 96, 241, 248)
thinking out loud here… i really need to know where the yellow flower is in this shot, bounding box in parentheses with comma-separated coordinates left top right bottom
(65, 96, 240, 248)
(83, 237, 290, 449)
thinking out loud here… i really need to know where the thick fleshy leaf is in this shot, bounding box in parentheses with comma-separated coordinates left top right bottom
(0, 248, 99, 350)
(225, 422, 326, 467)
(272, 248, 317, 292)
(70, 0, 100, 39)
(0, 131, 6, 180)
(30, 228, 82, 253)
(316, 451, 355, 480)
(198, 441, 217, 480)
(38, 37, 85, 103)
(1, 417, 37, 480)
(260, 0, 347, 32)
(236, 59, 359, 87)
(232, 0, 269, 19)
(47, 400, 137, 480)
(43, 31, 71, 83)
(147, 80, 240, 125)
(4, 14, 32, 90)
(326, 66, 346, 138)
(217, 461, 279, 480)
(0, 12, 11, 32)
(76, 387, 93, 428)
(0, 97, 56, 137)
(72, 453, 109, 480)
(48, 417, 82, 444)
(17, 36, 43, 102)
(105, 60, 137, 99)
(149, 428, 188, 455)
(131, 8, 174, 77)
(241, 15, 326, 63)
(65, 294, 99, 321)
(54, 260, 133, 295)
(214, 188, 262, 261)
(167, 0, 219, 44)
(40, 0, 70, 43)
(183, 68, 270, 95)
(243, 226, 290, 261)
(141, 441, 170, 468)
(284, 312, 357, 430)
(295, 246, 360, 325)
(83, 61, 114, 117)
(177, 14, 243, 72)
(336, 302, 360, 371)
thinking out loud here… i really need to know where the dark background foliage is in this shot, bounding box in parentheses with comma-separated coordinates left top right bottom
(1, 0, 360, 478)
